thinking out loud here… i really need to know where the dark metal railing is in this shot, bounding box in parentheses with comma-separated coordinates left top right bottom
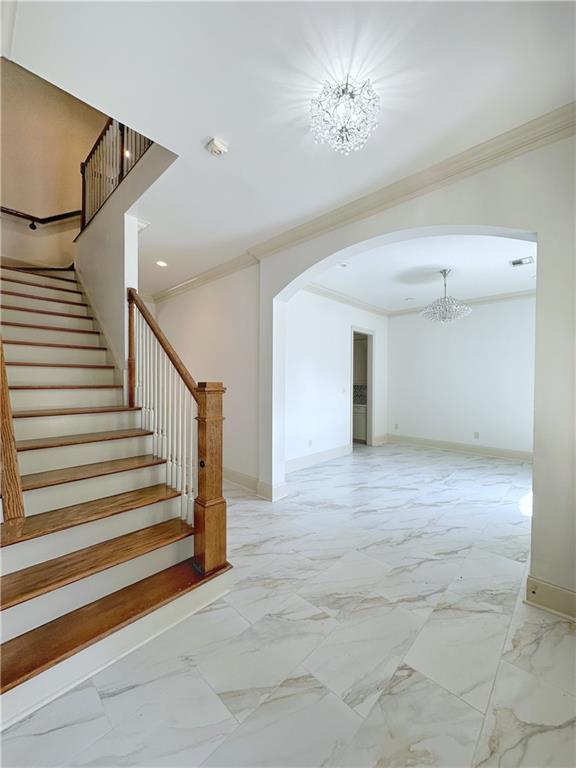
(81, 118, 153, 229)
(0, 206, 81, 230)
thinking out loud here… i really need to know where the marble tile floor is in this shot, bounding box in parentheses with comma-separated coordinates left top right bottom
(3, 445, 575, 768)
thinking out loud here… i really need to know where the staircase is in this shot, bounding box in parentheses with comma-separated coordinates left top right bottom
(0, 265, 230, 712)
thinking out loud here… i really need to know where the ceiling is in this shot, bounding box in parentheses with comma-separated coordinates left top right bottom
(4, 2, 574, 295)
(311, 235, 537, 312)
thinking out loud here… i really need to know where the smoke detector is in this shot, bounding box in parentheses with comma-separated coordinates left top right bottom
(206, 137, 229, 157)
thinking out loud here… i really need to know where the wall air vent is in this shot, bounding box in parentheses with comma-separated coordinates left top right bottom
(510, 256, 534, 267)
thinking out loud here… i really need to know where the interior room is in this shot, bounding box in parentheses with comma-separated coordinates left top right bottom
(0, 2, 574, 766)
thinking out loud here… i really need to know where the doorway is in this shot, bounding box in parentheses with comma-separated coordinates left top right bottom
(352, 330, 373, 446)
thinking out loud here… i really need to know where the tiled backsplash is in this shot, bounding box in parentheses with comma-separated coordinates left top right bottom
(353, 384, 367, 405)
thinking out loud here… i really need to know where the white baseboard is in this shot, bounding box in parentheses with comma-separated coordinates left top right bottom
(223, 467, 258, 493)
(383, 434, 532, 461)
(285, 444, 352, 474)
(256, 480, 290, 502)
(1, 571, 232, 730)
(525, 576, 576, 621)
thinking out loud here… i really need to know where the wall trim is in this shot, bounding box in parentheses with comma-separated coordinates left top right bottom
(256, 480, 290, 502)
(285, 444, 352, 474)
(223, 467, 258, 493)
(388, 289, 537, 316)
(304, 283, 390, 317)
(153, 252, 258, 304)
(526, 576, 576, 621)
(383, 434, 533, 461)
(154, 103, 574, 301)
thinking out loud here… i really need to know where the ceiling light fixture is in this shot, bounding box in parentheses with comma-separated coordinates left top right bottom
(420, 269, 472, 324)
(310, 75, 380, 156)
(156, 260, 168, 268)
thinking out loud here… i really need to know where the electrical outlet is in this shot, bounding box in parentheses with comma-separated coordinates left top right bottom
(308, 439, 313, 447)
(394, 424, 399, 430)
(474, 432, 480, 440)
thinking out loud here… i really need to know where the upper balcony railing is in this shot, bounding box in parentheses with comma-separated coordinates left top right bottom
(81, 118, 153, 229)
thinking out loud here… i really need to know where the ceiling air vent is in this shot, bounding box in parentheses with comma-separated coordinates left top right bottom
(510, 256, 534, 267)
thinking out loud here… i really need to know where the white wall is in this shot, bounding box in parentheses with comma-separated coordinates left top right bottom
(259, 135, 575, 612)
(75, 144, 176, 373)
(284, 290, 388, 471)
(388, 296, 535, 454)
(156, 266, 260, 487)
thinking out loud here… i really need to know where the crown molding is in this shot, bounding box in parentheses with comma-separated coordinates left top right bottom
(304, 283, 390, 317)
(249, 102, 576, 260)
(153, 102, 574, 303)
(153, 252, 258, 304)
(388, 289, 537, 316)
(304, 284, 536, 317)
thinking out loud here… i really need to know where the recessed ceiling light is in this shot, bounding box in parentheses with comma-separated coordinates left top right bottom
(404, 297, 415, 301)
(338, 263, 348, 268)
(156, 260, 168, 268)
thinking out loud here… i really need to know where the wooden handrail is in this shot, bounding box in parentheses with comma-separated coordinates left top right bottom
(85, 117, 114, 165)
(127, 288, 198, 400)
(127, 288, 227, 574)
(1, 206, 81, 230)
(0, 338, 25, 520)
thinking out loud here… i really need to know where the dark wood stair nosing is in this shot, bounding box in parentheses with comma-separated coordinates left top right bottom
(1, 266, 77, 285)
(3, 340, 107, 352)
(0, 519, 195, 610)
(1, 321, 99, 335)
(21, 454, 165, 492)
(13, 405, 140, 418)
(0, 304, 93, 320)
(17, 428, 154, 452)
(0, 276, 82, 295)
(0, 484, 181, 547)
(0, 290, 88, 308)
(0, 560, 231, 694)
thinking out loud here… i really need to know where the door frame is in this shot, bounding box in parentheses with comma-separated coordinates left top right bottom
(350, 327, 374, 447)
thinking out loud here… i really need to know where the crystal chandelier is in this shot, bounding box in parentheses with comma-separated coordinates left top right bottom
(310, 75, 380, 155)
(420, 269, 472, 323)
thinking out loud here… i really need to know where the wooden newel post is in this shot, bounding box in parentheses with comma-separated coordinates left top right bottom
(194, 382, 227, 574)
(127, 291, 136, 407)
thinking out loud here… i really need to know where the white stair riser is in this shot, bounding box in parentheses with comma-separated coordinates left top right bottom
(7, 365, 114, 386)
(1, 294, 90, 316)
(18, 435, 154, 474)
(25, 269, 78, 280)
(23, 463, 166, 515)
(0, 307, 94, 330)
(4, 344, 108, 365)
(9, 387, 123, 410)
(14, 410, 140, 440)
(1, 538, 193, 642)
(1, 497, 182, 573)
(1, 269, 79, 291)
(1, 280, 85, 303)
(0, 324, 102, 346)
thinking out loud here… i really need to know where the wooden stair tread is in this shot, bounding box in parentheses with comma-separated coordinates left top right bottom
(3, 340, 106, 351)
(13, 405, 139, 417)
(1, 321, 99, 335)
(0, 276, 82, 295)
(10, 385, 122, 390)
(2, 266, 77, 284)
(17, 428, 152, 452)
(21, 454, 165, 491)
(1, 290, 88, 307)
(0, 519, 194, 610)
(0, 559, 231, 693)
(6, 362, 113, 369)
(0, 304, 93, 320)
(0, 484, 181, 547)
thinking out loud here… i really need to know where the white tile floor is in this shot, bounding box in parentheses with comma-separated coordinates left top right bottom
(3, 445, 575, 767)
